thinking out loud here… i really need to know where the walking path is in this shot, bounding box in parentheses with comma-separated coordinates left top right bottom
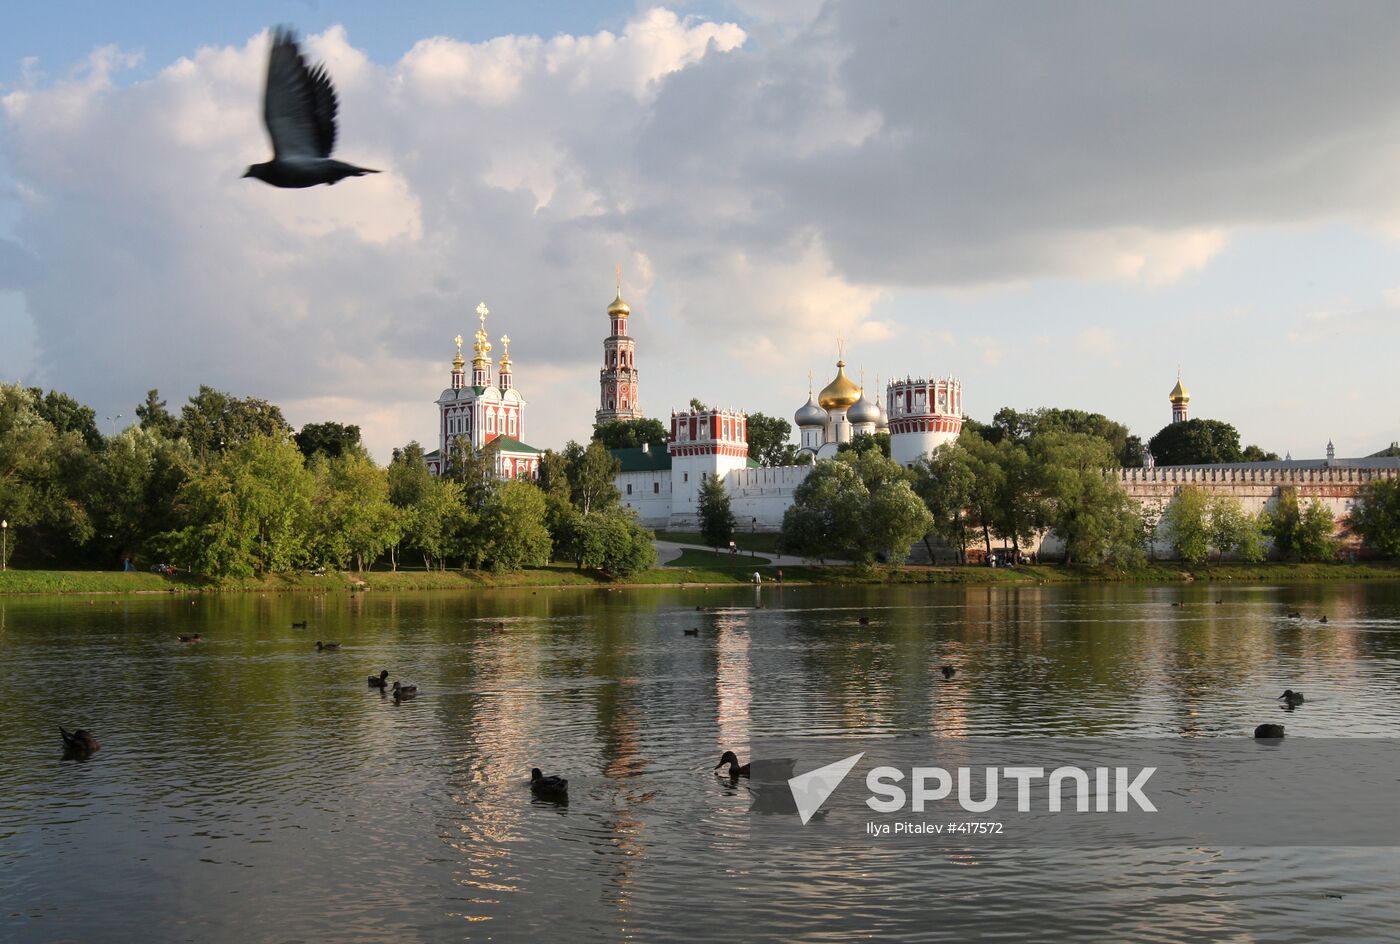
(652, 540, 848, 567)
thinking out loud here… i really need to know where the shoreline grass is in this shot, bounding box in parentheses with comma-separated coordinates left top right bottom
(5, 559, 1400, 596)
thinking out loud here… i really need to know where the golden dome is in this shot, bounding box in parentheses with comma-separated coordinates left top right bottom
(1169, 377, 1190, 403)
(608, 292, 630, 316)
(818, 360, 862, 410)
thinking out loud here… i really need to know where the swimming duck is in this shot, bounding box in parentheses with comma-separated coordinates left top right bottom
(941, 665, 957, 680)
(1287, 611, 1302, 619)
(177, 634, 202, 643)
(1171, 602, 1183, 608)
(684, 627, 699, 636)
(1253, 723, 1286, 739)
(858, 616, 871, 625)
(715, 750, 751, 777)
(391, 681, 418, 700)
(59, 727, 100, 753)
(291, 621, 307, 629)
(368, 670, 389, 688)
(530, 768, 568, 798)
(1278, 689, 1305, 706)
(1319, 616, 1329, 624)
(315, 641, 340, 651)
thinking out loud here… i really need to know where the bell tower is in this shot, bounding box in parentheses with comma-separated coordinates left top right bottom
(597, 266, 642, 425)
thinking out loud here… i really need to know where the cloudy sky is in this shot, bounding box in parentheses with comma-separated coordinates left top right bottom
(4, 0, 1400, 461)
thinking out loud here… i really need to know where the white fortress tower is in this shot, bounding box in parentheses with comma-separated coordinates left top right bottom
(887, 376, 963, 468)
(667, 407, 749, 528)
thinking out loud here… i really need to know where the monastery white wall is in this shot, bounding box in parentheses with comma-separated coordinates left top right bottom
(725, 464, 814, 533)
(617, 470, 673, 529)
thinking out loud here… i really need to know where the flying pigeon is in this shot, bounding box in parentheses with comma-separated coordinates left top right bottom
(243, 28, 379, 188)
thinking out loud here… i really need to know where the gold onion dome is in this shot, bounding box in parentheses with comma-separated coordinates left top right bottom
(818, 360, 862, 410)
(1169, 377, 1190, 403)
(608, 292, 631, 316)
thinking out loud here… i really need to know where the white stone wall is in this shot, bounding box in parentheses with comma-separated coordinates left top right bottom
(617, 470, 672, 528)
(726, 464, 814, 532)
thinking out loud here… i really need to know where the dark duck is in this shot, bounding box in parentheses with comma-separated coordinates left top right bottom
(715, 750, 751, 777)
(59, 727, 100, 754)
(530, 768, 568, 799)
(368, 670, 389, 688)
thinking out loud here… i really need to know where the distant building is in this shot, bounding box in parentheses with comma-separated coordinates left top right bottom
(425, 302, 543, 480)
(596, 275, 642, 426)
(1170, 371, 1190, 423)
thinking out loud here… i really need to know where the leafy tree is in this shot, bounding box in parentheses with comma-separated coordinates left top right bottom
(689, 398, 708, 412)
(913, 444, 977, 563)
(309, 450, 398, 571)
(745, 412, 797, 466)
(1208, 497, 1267, 562)
(1265, 490, 1336, 561)
(404, 476, 468, 570)
(88, 427, 192, 562)
(28, 387, 103, 450)
(1349, 478, 1400, 557)
(864, 478, 934, 564)
(592, 417, 669, 451)
(990, 406, 1140, 467)
(1147, 419, 1244, 466)
(180, 386, 291, 462)
(0, 384, 95, 562)
(558, 507, 655, 577)
(563, 440, 621, 515)
(1160, 487, 1211, 564)
(295, 421, 362, 461)
(780, 460, 868, 561)
(478, 480, 552, 571)
(698, 473, 736, 549)
(1034, 432, 1143, 567)
(836, 431, 891, 458)
(444, 436, 499, 510)
(136, 389, 179, 438)
(1241, 444, 1281, 462)
(166, 434, 313, 576)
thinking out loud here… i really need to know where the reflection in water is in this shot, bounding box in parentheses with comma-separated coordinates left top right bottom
(2, 582, 1400, 941)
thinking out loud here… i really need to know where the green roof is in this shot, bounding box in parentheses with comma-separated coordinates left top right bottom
(611, 446, 672, 472)
(489, 436, 543, 455)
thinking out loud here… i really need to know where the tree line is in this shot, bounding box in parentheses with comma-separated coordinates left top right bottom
(0, 383, 653, 578)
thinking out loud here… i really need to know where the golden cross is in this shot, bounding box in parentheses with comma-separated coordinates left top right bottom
(476, 301, 489, 327)
(615, 263, 622, 295)
(454, 334, 463, 354)
(836, 335, 845, 361)
(807, 369, 813, 394)
(501, 335, 511, 355)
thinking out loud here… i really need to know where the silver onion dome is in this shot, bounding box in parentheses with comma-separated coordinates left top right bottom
(794, 395, 827, 428)
(847, 390, 880, 426)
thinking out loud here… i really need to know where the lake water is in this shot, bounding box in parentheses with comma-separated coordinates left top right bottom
(3, 582, 1400, 942)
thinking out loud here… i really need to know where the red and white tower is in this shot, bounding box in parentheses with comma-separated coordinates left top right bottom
(887, 376, 964, 467)
(667, 407, 749, 528)
(597, 268, 642, 425)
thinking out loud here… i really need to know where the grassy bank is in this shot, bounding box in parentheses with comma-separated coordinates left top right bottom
(5, 560, 1400, 596)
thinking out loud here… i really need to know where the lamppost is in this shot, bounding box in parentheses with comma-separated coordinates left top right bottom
(106, 414, 122, 437)
(2, 520, 7, 572)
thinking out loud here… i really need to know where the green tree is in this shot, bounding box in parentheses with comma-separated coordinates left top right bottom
(688, 398, 708, 412)
(836, 431, 891, 458)
(0, 384, 95, 562)
(1034, 432, 1143, 567)
(780, 461, 868, 561)
(1265, 490, 1336, 561)
(564, 440, 621, 515)
(1208, 497, 1267, 562)
(1349, 478, 1400, 557)
(1147, 419, 1244, 466)
(28, 387, 103, 450)
(136, 389, 179, 438)
(404, 476, 468, 570)
(89, 426, 192, 562)
(745, 412, 797, 466)
(295, 421, 362, 461)
(166, 434, 314, 576)
(913, 443, 977, 563)
(309, 450, 398, 571)
(592, 417, 669, 451)
(1160, 486, 1211, 564)
(559, 507, 655, 577)
(990, 406, 1140, 467)
(697, 473, 736, 549)
(864, 478, 934, 564)
(181, 386, 291, 462)
(478, 480, 552, 571)
(1241, 444, 1281, 462)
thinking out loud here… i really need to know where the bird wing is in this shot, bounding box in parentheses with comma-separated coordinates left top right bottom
(263, 28, 339, 159)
